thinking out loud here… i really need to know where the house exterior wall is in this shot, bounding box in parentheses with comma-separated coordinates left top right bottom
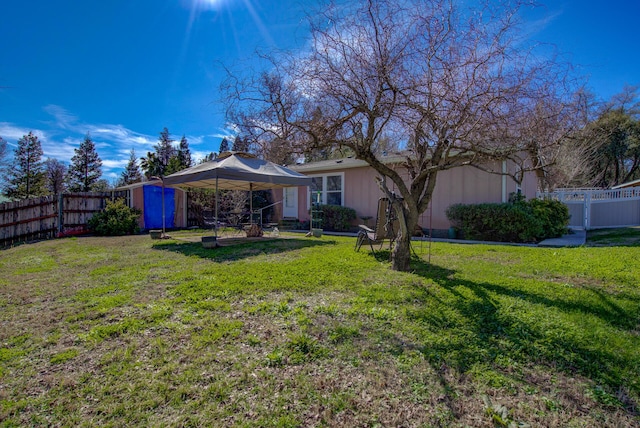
(131, 186, 146, 229)
(277, 160, 537, 231)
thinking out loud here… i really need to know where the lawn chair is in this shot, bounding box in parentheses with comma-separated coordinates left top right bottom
(355, 197, 399, 253)
(202, 209, 217, 229)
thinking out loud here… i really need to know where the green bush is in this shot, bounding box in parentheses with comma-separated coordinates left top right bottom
(88, 198, 141, 236)
(446, 197, 569, 243)
(314, 205, 357, 232)
(528, 198, 570, 239)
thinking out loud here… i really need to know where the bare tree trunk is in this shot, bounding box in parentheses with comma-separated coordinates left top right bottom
(391, 203, 418, 271)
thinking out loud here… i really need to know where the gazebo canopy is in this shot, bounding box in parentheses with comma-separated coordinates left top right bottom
(163, 152, 311, 190)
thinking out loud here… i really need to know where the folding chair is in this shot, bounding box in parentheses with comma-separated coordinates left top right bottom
(355, 197, 399, 253)
(202, 209, 217, 229)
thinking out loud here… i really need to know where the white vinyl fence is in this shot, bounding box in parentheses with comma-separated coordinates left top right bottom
(538, 187, 640, 229)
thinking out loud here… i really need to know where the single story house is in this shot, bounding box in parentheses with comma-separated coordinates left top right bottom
(116, 181, 188, 230)
(272, 153, 537, 233)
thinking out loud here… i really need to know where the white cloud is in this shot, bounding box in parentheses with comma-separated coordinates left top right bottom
(0, 123, 47, 144)
(41, 137, 76, 160)
(185, 135, 204, 146)
(85, 124, 156, 150)
(102, 159, 128, 170)
(43, 105, 78, 130)
(192, 150, 212, 163)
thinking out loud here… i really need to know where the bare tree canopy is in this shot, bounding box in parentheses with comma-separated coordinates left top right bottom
(224, 0, 581, 270)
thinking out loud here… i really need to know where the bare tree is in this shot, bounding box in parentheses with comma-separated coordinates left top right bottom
(226, 0, 579, 270)
(44, 158, 67, 195)
(224, 67, 305, 165)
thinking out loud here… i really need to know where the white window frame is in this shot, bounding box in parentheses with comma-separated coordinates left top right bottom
(307, 172, 345, 208)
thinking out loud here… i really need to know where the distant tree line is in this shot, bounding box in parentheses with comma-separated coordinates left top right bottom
(0, 127, 197, 201)
(0, 132, 107, 200)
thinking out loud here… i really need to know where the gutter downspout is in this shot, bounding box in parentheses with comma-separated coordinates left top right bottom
(501, 160, 507, 203)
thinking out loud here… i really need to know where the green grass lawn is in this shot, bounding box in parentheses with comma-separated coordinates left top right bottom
(0, 230, 638, 427)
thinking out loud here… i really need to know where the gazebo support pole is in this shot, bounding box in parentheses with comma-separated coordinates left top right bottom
(215, 176, 219, 242)
(250, 183, 253, 224)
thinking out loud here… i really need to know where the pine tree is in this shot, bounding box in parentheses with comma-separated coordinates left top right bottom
(165, 135, 193, 175)
(141, 127, 179, 178)
(2, 132, 46, 199)
(201, 152, 216, 163)
(0, 136, 7, 173)
(219, 137, 230, 153)
(44, 158, 67, 195)
(120, 149, 143, 186)
(177, 135, 192, 168)
(232, 135, 250, 152)
(67, 133, 103, 192)
(154, 127, 176, 167)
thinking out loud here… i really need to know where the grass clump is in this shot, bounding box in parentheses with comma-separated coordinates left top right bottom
(0, 231, 638, 427)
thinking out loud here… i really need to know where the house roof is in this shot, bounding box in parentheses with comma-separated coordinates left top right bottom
(611, 179, 640, 190)
(115, 180, 162, 191)
(290, 153, 408, 173)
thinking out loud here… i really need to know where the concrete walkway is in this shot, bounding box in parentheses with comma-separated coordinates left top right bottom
(536, 228, 587, 247)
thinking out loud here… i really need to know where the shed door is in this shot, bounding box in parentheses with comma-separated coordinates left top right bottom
(283, 187, 298, 218)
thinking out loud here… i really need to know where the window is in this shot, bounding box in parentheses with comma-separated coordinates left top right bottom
(308, 173, 344, 207)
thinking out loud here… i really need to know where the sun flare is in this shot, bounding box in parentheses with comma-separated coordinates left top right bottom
(193, 0, 226, 11)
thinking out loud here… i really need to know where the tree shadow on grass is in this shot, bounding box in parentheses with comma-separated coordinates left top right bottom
(152, 237, 335, 263)
(404, 257, 639, 416)
(586, 227, 640, 247)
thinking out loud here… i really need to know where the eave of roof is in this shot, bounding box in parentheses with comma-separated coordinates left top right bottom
(289, 153, 408, 173)
(115, 180, 162, 191)
(611, 178, 640, 189)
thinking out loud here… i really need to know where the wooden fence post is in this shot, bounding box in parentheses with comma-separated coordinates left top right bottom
(58, 193, 64, 235)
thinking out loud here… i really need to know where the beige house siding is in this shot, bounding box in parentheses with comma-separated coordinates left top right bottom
(275, 159, 537, 231)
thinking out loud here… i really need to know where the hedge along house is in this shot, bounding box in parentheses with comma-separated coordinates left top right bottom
(273, 153, 537, 234)
(116, 180, 188, 230)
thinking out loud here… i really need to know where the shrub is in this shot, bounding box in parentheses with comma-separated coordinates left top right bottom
(528, 198, 570, 239)
(315, 205, 357, 232)
(88, 198, 141, 236)
(446, 197, 569, 243)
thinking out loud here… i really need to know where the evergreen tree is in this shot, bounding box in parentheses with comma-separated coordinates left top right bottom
(141, 127, 179, 178)
(201, 152, 217, 163)
(92, 179, 111, 191)
(44, 158, 67, 195)
(165, 135, 193, 175)
(232, 135, 250, 152)
(178, 135, 192, 168)
(154, 127, 176, 167)
(2, 132, 46, 199)
(67, 133, 103, 192)
(0, 136, 7, 174)
(219, 137, 230, 153)
(120, 148, 143, 185)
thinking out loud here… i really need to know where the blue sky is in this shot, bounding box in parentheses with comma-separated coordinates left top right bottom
(1, 0, 638, 182)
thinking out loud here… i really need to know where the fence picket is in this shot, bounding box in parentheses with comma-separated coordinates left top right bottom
(0, 191, 130, 247)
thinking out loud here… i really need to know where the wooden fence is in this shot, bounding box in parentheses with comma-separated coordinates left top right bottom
(0, 191, 129, 247)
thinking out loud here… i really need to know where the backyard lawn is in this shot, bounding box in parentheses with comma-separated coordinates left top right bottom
(0, 230, 639, 427)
